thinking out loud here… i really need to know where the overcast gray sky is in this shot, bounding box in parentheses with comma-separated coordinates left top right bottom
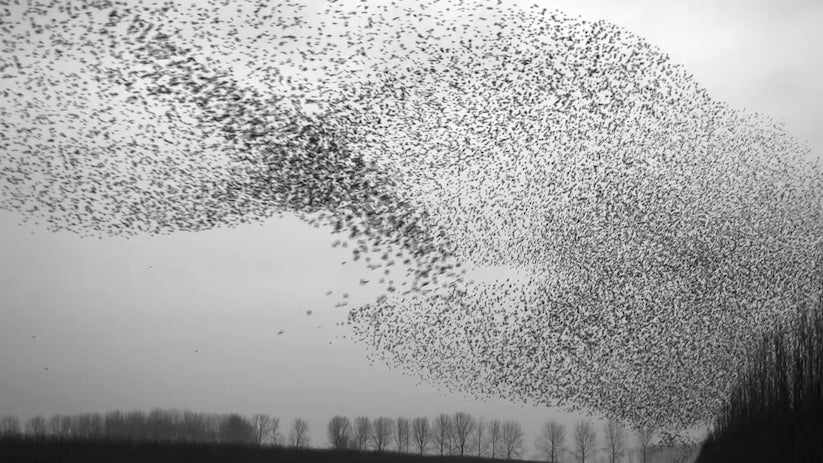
(1, 0, 821, 457)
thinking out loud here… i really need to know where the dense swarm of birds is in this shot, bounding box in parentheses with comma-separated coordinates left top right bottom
(2, 0, 822, 434)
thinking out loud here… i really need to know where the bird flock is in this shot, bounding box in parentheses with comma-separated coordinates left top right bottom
(2, 0, 822, 434)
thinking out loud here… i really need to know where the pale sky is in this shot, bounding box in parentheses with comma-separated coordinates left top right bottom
(1, 0, 821, 458)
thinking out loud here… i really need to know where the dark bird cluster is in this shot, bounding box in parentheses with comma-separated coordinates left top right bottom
(2, 0, 821, 436)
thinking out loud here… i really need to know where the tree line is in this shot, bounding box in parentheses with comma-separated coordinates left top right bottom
(325, 413, 525, 459)
(325, 413, 669, 463)
(533, 417, 663, 463)
(0, 410, 287, 447)
(0, 410, 523, 458)
(0, 410, 522, 459)
(1, 408, 674, 462)
(696, 291, 823, 462)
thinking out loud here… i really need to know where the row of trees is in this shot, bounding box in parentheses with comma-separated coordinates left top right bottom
(325, 413, 525, 459)
(535, 418, 657, 463)
(323, 413, 666, 462)
(1, 409, 671, 462)
(696, 293, 823, 462)
(0, 410, 310, 448)
(0, 410, 527, 459)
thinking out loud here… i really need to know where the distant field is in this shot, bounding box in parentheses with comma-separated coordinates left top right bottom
(0, 438, 533, 463)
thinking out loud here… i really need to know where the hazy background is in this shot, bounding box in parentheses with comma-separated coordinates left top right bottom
(1, 0, 821, 457)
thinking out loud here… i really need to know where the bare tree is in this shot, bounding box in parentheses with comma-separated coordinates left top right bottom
(59, 415, 74, 439)
(328, 415, 352, 449)
(451, 412, 475, 456)
(432, 413, 452, 456)
(536, 419, 566, 463)
(371, 417, 393, 452)
(473, 418, 487, 456)
(489, 419, 502, 459)
(574, 420, 597, 463)
(1, 416, 21, 439)
(177, 411, 201, 443)
(144, 409, 172, 441)
(445, 418, 456, 455)
(103, 411, 127, 440)
(412, 416, 429, 455)
(353, 416, 371, 451)
(603, 419, 625, 463)
(289, 418, 309, 448)
(69, 415, 83, 439)
(635, 425, 654, 463)
(251, 414, 271, 446)
(501, 420, 524, 460)
(48, 415, 63, 438)
(395, 417, 410, 452)
(26, 416, 47, 440)
(219, 414, 255, 444)
(183, 411, 219, 443)
(122, 411, 146, 442)
(268, 417, 281, 446)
